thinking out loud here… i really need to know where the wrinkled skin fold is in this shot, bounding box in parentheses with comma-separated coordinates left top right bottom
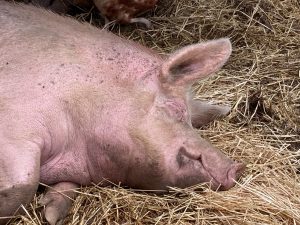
(0, 2, 245, 225)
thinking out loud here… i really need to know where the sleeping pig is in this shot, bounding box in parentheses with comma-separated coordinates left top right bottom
(0, 2, 245, 224)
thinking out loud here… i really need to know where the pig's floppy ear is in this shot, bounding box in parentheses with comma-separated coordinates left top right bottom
(160, 38, 232, 89)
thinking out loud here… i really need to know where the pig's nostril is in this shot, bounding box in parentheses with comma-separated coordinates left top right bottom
(215, 163, 246, 191)
(222, 162, 245, 190)
(232, 163, 246, 179)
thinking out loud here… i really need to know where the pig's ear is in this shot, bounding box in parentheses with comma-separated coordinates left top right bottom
(160, 38, 231, 88)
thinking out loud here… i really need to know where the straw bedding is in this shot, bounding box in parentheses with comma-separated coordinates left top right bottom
(10, 0, 299, 224)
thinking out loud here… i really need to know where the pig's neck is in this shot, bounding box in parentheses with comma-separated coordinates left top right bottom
(85, 124, 135, 186)
(40, 94, 138, 186)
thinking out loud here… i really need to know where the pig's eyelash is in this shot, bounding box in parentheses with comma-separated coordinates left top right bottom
(197, 155, 203, 164)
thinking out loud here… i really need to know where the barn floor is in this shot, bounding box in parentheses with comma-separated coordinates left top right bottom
(10, 0, 299, 224)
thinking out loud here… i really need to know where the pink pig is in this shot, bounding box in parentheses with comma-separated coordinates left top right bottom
(0, 2, 245, 225)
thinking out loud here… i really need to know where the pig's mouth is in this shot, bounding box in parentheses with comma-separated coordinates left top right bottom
(199, 155, 245, 191)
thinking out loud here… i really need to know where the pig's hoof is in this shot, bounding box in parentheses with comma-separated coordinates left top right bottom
(39, 189, 74, 225)
(39, 182, 78, 225)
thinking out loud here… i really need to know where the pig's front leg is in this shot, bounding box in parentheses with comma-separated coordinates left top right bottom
(39, 182, 79, 225)
(0, 142, 40, 225)
(188, 99, 231, 128)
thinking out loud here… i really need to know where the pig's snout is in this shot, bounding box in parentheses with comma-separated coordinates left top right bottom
(198, 146, 245, 191)
(175, 145, 245, 191)
(216, 162, 245, 191)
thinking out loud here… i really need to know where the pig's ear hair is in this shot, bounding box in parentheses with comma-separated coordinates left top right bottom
(160, 38, 232, 88)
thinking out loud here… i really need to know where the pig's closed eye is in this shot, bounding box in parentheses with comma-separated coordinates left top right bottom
(177, 147, 203, 168)
(197, 155, 202, 164)
(177, 147, 191, 167)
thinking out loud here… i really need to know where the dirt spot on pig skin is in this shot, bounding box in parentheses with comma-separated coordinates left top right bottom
(38, 83, 46, 89)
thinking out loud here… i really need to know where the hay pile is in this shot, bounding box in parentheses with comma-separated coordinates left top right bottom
(11, 0, 299, 224)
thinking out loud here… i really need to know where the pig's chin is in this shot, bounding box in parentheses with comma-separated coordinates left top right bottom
(202, 168, 226, 191)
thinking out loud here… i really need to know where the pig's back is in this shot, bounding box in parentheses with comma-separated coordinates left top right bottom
(0, 1, 103, 88)
(0, 1, 161, 101)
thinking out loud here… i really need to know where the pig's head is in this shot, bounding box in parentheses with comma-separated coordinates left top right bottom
(124, 38, 245, 191)
(98, 39, 245, 191)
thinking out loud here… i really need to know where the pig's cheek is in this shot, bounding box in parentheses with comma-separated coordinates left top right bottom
(178, 159, 201, 175)
(175, 160, 207, 187)
(189, 160, 203, 173)
(187, 160, 209, 180)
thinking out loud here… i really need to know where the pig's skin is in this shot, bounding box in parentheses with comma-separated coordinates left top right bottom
(0, 2, 245, 224)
